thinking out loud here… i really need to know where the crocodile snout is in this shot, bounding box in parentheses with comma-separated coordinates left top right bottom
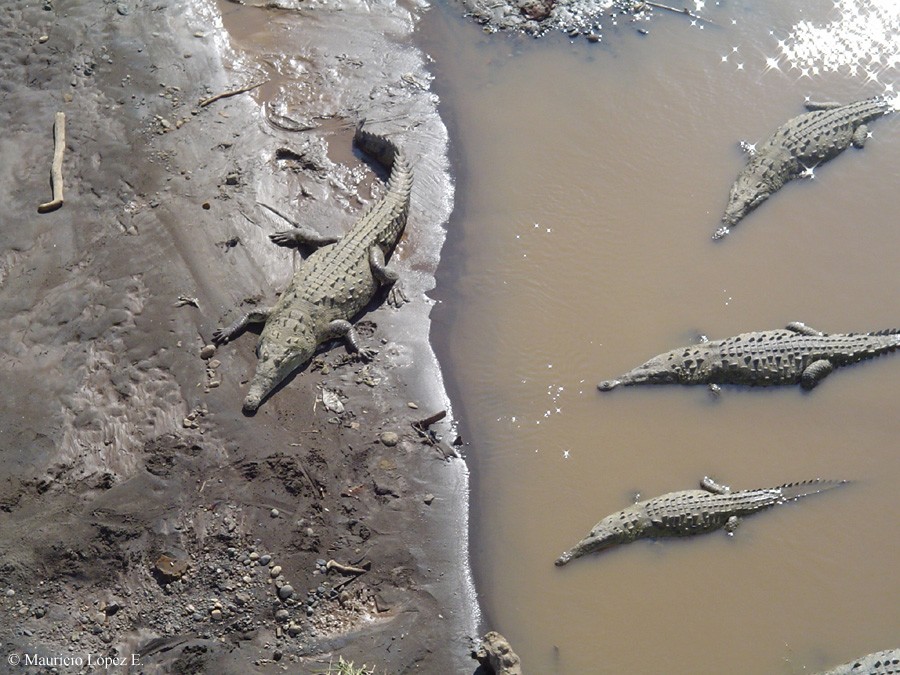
(242, 393, 262, 413)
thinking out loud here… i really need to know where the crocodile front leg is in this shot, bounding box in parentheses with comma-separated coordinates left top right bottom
(852, 124, 869, 148)
(269, 227, 339, 249)
(261, 202, 340, 249)
(213, 308, 271, 344)
(369, 246, 408, 308)
(804, 101, 842, 111)
(801, 359, 834, 389)
(324, 319, 377, 360)
(786, 321, 825, 336)
(700, 476, 731, 494)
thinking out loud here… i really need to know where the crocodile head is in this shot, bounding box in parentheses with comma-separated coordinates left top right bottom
(243, 333, 315, 413)
(555, 520, 630, 566)
(598, 353, 682, 390)
(721, 172, 773, 230)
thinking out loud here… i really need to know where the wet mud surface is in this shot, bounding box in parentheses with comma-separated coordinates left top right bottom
(0, 0, 474, 672)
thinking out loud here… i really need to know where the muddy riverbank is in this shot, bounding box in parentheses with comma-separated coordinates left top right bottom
(0, 0, 476, 672)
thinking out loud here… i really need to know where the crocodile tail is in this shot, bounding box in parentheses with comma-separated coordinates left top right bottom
(776, 479, 848, 503)
(869, 328, 900, 336)
(354, 119, 402, 172)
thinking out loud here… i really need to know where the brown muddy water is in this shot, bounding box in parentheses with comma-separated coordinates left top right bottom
(423, 1, 900, 674)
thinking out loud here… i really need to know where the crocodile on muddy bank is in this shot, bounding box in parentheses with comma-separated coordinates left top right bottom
(816, 648, 900, 675)
(715, 96, 895, 240)
(597, 322, 900, 392)
(213, 122, 412, 412)
(555, 476, 846, 566)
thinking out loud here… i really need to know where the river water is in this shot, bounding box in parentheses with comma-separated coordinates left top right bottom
(423, 1, 900, 673)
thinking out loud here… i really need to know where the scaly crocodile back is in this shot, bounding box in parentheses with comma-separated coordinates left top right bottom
(599, 327, 900, 389)
(818, 648, 900, 675)
(555, 478, 846, 565)
(773, 96, 891, 158)
(646, 479, 845, 535)
(690, 329, 900, 385)
(274, 123, 413, 322)
(643, 488, 782, 536)
(716, 96, 893, 236)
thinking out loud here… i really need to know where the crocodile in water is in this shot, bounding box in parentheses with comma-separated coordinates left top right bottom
(817, 649, 900, 675)
(555, 476, 846, 566)
(715, 96, 893, 239)
(597, 322, 900, 392)
(213, 122, 412, 412)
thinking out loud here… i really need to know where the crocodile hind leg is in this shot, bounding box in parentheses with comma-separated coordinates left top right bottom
(724, 516, 740, 535)
(801, 359, 834, 389)
(852, 124, 869, 148)
(786, 321, 825, 336)
(369, 246, 408, 308)
(213, 308, 271, 344)
(324, 319, 377, 360)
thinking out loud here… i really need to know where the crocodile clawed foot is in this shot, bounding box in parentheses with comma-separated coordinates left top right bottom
(269, 231, 297, 247)
(387, 283, 409, 309)
(357, 347, 378, 362)
(707, 383, 721, 398)
(212, 329, 230, 345)
(712, 226, 730, 240)
(724, 515, 740, 535)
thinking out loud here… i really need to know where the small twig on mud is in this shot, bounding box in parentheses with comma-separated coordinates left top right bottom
(411, 409, 447, 450)
(325, 559, 369, 576)
(294, 455, 323, 499)
(258, 201, 300, 227)
(412, 409, 446, 432)
(199, 81, 266, 108)
(331, 569, 368, 593)
(640, 1, 718, 26)
(38, 112, 66, 213)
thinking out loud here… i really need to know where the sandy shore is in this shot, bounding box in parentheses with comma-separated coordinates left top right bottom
(0, 0, 477, 671)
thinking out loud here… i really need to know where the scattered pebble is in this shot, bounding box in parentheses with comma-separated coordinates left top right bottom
(38, 35, 49, 43)
(407, 401, 418, 409)
(199, 344, 216, 360)
(277, 585, 294, 601)
(270, 566, 282, 577)
(423, 493, 435, 505)
(379, 431, 399, 446)
(259, 554, 271, 566)
(270, 508, 279, 518)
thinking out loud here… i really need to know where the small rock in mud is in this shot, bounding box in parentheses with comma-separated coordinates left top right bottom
(153, 554, 189, 582)
(199, 344, 216, 359)
(379, 431, 399, 446)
